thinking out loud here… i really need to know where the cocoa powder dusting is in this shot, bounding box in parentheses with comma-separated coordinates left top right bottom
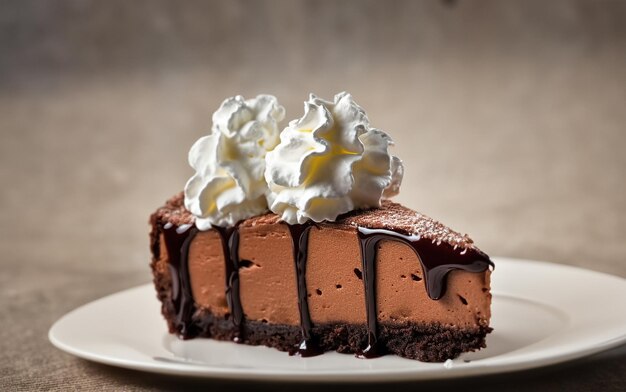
(152, 193, 478, 251)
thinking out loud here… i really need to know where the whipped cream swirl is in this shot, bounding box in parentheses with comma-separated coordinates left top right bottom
(264, 92, 403, 224)
(184, 95, 285, 229)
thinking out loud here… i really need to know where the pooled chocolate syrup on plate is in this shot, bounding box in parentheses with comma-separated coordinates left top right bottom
(161, 224, 198, 339)
(356, 227, 493, 358)
(213, 226, 245, 341)
(286, 222, 323, 357)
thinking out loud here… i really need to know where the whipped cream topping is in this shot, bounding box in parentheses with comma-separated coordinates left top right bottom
(264, 92, 403, 224)
(184, 95, 285, 229)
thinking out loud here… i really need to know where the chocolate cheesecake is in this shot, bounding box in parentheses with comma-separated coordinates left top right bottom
(150, 92, 493, 362)
(150, 193, 492, 361)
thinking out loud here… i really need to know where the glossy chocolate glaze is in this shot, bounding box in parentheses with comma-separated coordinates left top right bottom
(214, 226, 245, 341)
(161, 224, 198, 339)
(286, 223, 323, 357)
(356, 227, 493, 358)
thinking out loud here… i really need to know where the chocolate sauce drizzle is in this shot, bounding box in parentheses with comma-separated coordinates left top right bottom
(356, 227, 493, 357)
(159, 216, 492, 358)
(213, 226, 245, 341)
(286, 223, 323, 357)
(161, 224, 198, 339)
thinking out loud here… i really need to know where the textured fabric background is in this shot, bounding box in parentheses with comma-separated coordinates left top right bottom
(1, 0, 625, 390)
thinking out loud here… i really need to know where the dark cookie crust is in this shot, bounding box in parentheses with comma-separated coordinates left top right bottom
(191, 310, 491, 362)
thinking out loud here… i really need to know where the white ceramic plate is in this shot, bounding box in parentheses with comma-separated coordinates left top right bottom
(49, 258, 626, 382)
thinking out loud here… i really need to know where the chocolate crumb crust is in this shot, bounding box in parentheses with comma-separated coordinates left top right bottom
(152, 192, 480, 251)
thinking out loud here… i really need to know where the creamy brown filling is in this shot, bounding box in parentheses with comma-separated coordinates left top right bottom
(179, 221, 491, 328)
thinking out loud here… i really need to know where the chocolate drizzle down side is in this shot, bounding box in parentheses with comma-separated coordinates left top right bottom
(286, 222, 323, 357)
(161, 224, 198, 339)
(159, 216, 492, 357)
(161, 223, 246, 341)
(214, 225, 246, 342)
(356, 227, 493, 358)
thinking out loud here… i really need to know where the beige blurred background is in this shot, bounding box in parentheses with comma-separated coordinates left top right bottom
(1, 0, 625, 390)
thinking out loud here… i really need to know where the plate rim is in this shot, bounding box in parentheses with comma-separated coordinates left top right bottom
(49, 257, 626, 382)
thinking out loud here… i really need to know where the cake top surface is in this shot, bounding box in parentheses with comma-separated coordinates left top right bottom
(152, 192, 477, 250)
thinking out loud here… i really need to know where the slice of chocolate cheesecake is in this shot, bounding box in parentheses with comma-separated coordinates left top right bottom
(151, 92, 493, 362)
(150, 193, 492, 362)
